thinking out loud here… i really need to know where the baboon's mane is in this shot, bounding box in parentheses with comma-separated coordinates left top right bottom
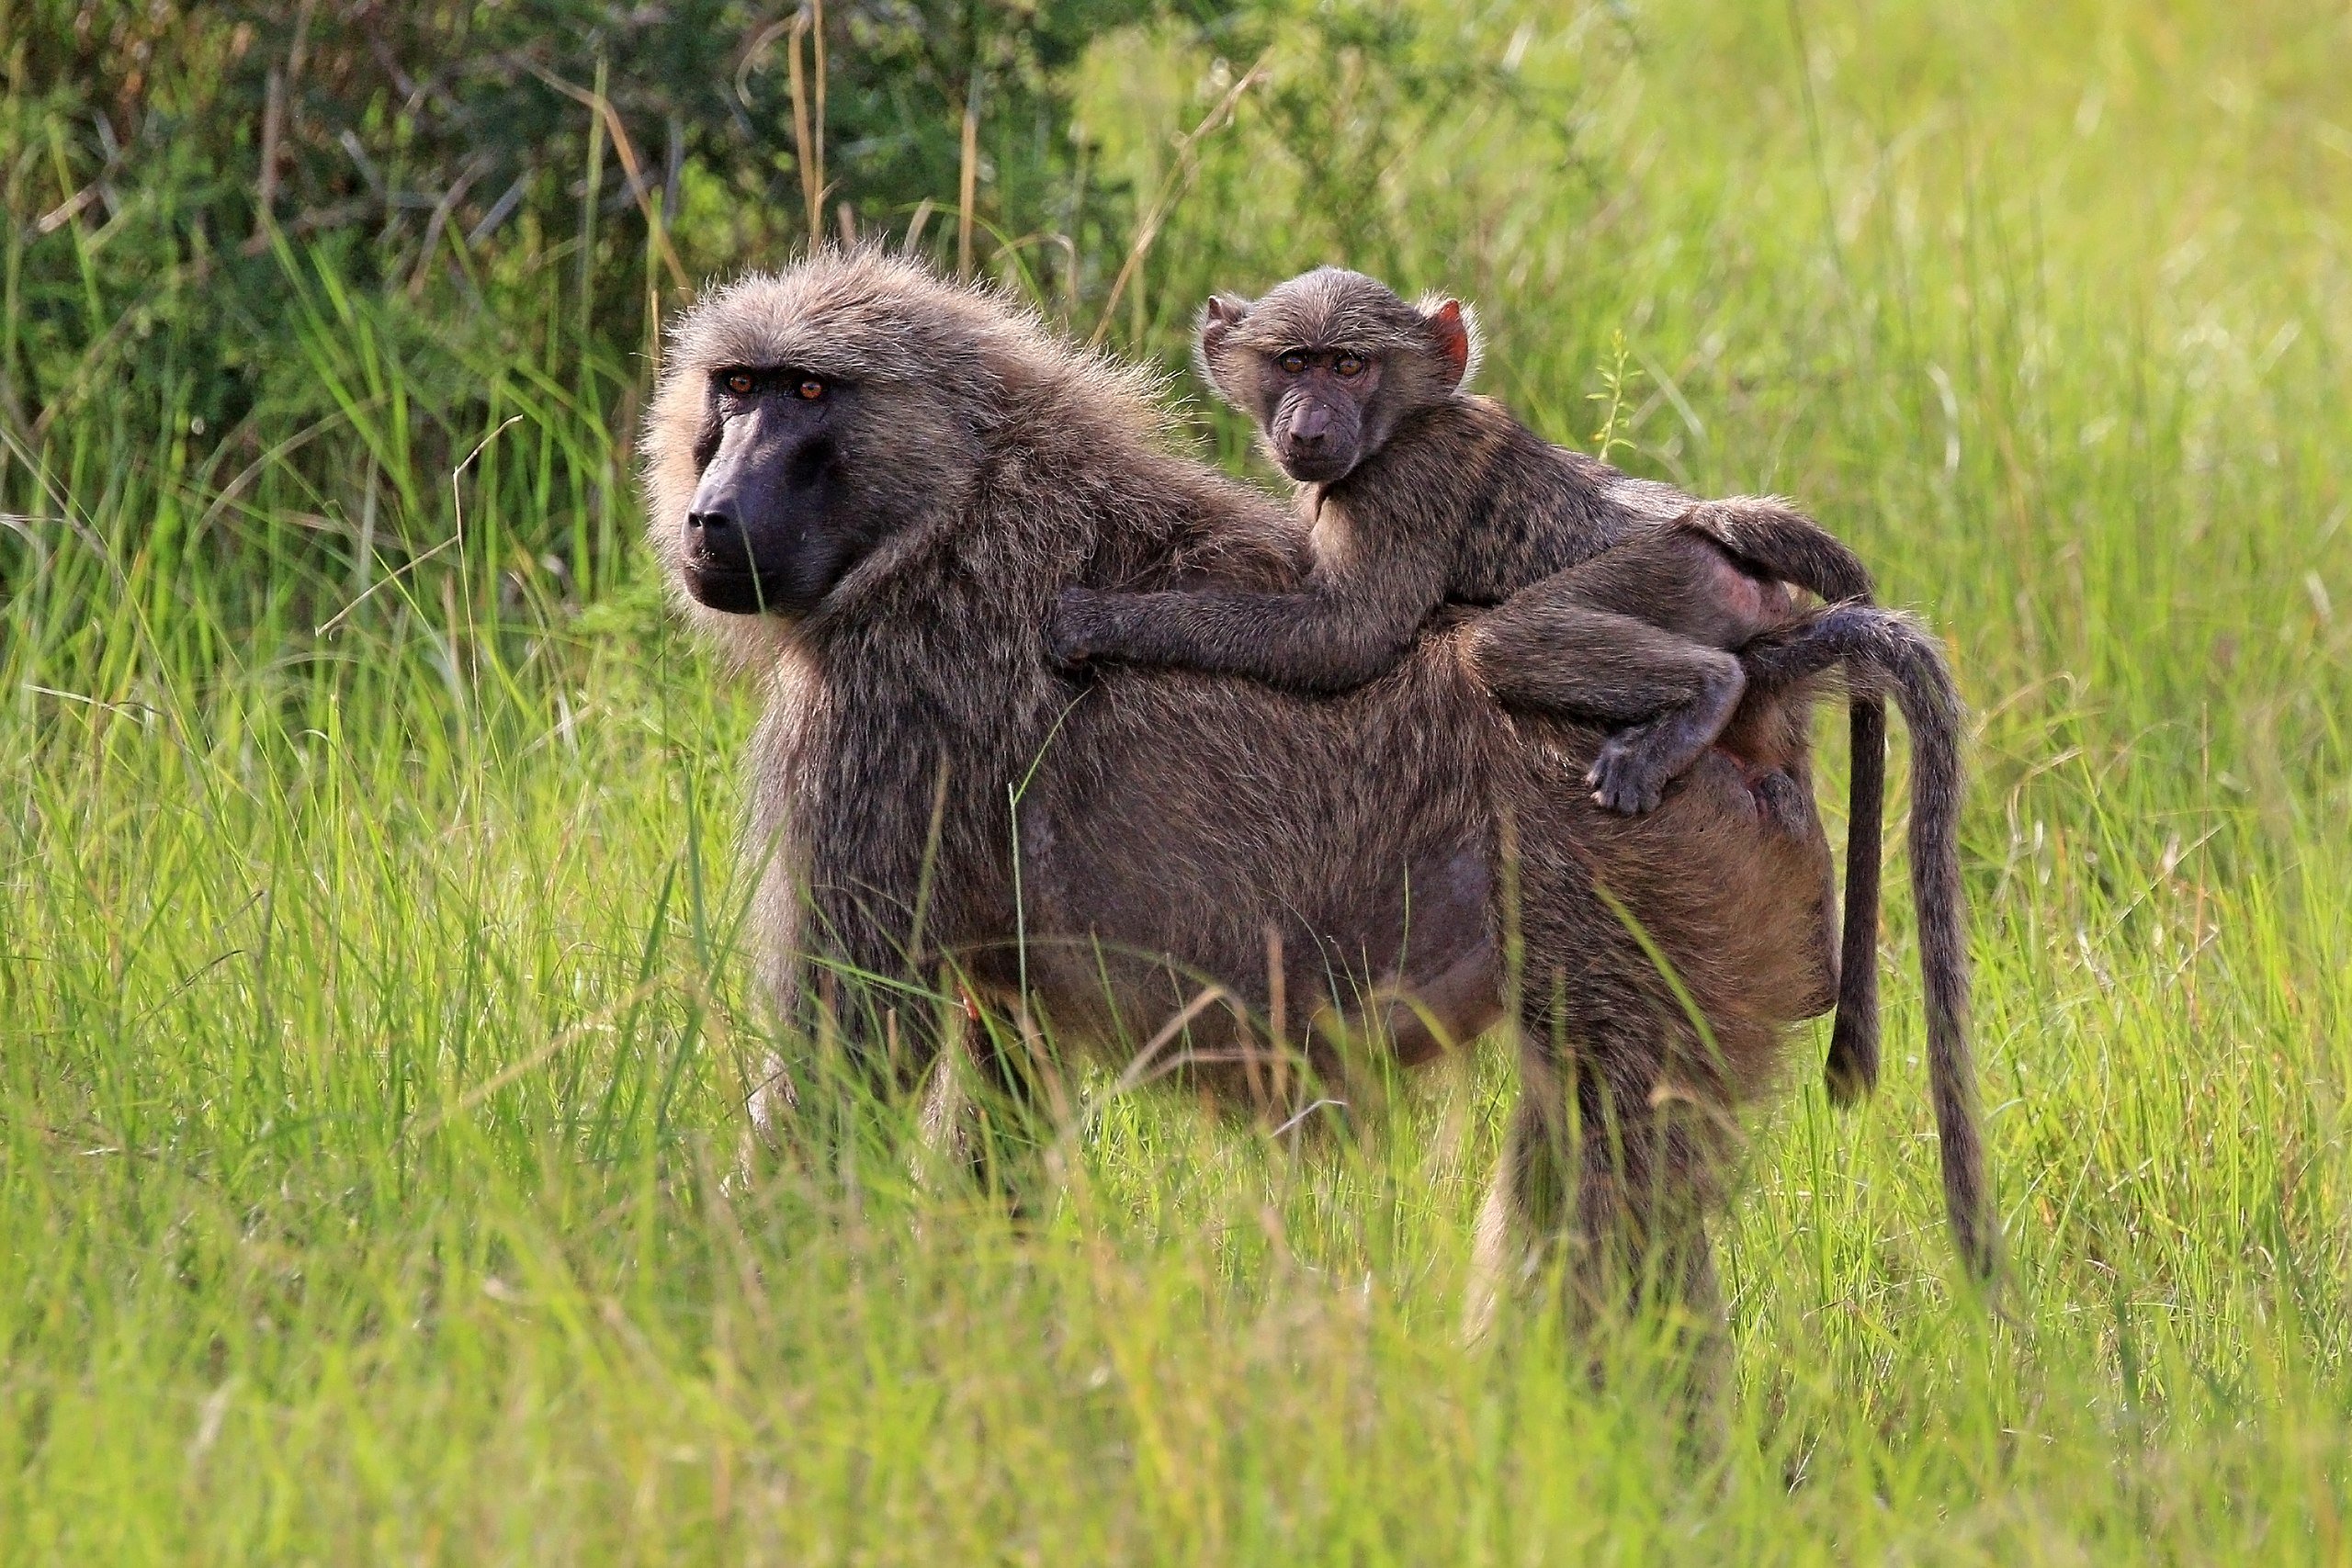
(664, 248, 1167, 439)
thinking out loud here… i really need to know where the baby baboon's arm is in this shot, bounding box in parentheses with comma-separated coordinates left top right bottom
(1049, 531, 1454, 694)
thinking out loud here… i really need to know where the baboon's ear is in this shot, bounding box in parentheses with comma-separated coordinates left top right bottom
(1198, 295, 1250, 355)
(1195, 295, 1253, 401)
(1424, 299, 1474, 391)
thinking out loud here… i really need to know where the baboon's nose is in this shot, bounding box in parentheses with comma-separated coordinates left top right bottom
(684, 506, 753, 569)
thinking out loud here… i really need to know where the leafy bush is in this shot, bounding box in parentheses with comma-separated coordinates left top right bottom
(0, 0, 1179, 614)
(2, 0, 1561, 626)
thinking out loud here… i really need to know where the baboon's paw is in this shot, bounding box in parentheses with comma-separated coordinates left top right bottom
(1587, 739, 1669, 815)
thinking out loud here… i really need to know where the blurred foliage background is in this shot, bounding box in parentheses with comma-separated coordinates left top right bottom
(0, 0, 1552, 617)
(6, 3, 2352, 1552)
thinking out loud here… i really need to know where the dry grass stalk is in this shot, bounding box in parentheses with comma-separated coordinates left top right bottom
(957, 72, 981, 277)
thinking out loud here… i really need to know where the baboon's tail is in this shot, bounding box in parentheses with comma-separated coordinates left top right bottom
(1743, 605, 1995, 1283)
(1681, 495, 1874, 604)
(1680, 499, 1886, 1100)
(1828, 697, 1885, 1102)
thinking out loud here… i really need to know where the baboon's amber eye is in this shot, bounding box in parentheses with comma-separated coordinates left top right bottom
(1333, 353, 1365, 378)
(1278, 351, 1308, 375)
(724, 371, 756, 395)
(797, 377, 827, 400)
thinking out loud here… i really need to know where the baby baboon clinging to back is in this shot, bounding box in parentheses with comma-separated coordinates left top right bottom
(1047, 266, 1939, 1109)
(643, 251, 1993, 1337)
(1047, 268, 1877, 808)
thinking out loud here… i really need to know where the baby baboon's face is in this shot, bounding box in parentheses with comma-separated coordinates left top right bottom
(678, 364, 860, 616)
(1253, 341, 1385, 485)
(1197, 268, 1475, 488)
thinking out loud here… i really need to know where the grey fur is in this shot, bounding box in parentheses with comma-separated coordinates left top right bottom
(1046, 265, 1990, 1280)
(641, 251, 1967, 1353)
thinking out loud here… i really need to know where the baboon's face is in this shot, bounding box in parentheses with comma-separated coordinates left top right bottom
(649, 254, 1110, 643)
(1199, 272, 1475, 486)
(679, 365, 864, 616)
(1201, 297, 1379, 483)
(1254, 343, 1385, 484)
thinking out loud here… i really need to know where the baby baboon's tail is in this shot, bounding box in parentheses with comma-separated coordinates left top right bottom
(1680, 496, 1873, 606)
(1684, 499, 1887, 1101)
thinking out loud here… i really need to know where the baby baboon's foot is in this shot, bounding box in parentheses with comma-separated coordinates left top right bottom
(1749, 769, 1815, 838)
(1587, 729, 1673, 815)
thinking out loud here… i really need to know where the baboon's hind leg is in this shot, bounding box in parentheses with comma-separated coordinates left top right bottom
(1466, 1017, 1731, 1411)
(1466, 595, 1748, 814)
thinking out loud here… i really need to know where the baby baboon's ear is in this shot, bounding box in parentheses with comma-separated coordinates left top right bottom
(1198, 294, 1250, 355)
(1194, 294, 1254, 402)
(1423, 299, 1475, 392)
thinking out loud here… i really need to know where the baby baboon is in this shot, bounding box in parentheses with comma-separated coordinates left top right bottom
(1047, 269, 1876, 806)
(1047, 267, 1922, 1108)
(642, 252, 1994, 1334)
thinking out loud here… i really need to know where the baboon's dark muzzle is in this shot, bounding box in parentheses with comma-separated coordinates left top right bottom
(1270, 390, 1362, 483)
(681, 407, 842, 616)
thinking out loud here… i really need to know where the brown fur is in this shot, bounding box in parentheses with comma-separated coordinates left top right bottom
(1046, 268, 1990, 1278)
(1048, 269, 1889, 1084)
(641, 251, 1945, 1345)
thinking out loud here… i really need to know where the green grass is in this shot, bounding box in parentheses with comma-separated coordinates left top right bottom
(6, 0, 2352, 1560)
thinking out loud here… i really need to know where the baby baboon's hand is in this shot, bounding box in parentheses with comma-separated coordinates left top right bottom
(1046, 587, 1112, 667)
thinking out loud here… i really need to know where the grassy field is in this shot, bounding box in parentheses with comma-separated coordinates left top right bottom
(6, 0, 2352, 1560)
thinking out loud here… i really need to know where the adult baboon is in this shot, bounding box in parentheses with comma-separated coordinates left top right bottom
(641, 251, 1990, 1337)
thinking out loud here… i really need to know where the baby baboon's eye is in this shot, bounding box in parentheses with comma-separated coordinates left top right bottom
(724, 371, 756, 396)
(797, 377, 827, 401)
(1333, 353, 1365, 378)
(1278, 352, 1308, 375)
